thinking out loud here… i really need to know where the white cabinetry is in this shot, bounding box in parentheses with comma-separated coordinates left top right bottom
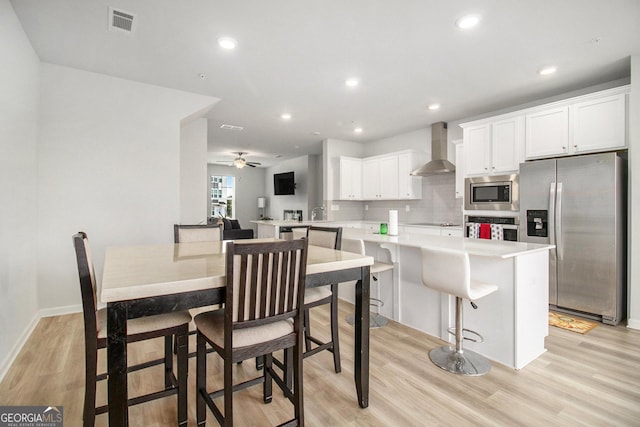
(462, 116, 522, 177)
(342, 150, 425, 201)
(339, 156, 362, 200)
(463, 125, 489, 176)
(453, 140, 464, 199)
(402, 225, 463, 237)
(570, 93, 626, 154)
(362, 157, 392, 199)
(397, 151, 423, 199)
(525, 107, 569, 158)
(441, 228, 463, 237)
(363, 153, 410, 200)
(525, 88, 628, 160)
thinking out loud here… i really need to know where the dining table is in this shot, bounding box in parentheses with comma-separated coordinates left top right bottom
(101, 239, 374, 426)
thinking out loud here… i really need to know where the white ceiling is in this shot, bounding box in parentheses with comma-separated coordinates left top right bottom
(10, 0, 640, 167)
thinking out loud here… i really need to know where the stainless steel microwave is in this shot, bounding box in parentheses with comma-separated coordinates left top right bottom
(464, 174, 519, 211)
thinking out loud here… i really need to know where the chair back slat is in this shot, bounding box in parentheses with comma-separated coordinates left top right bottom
(174, 224, 222, 243)
(248, 253, 260, 319)
(278, 250, 290, 314)
(235, 255, 248, 321)
(259, 253, 271, 318)
(228, 240, 308, 328)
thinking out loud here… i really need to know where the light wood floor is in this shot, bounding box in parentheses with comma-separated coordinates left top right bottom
(2, 301, 639, 426)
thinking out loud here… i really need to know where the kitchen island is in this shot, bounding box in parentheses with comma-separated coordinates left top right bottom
(252, 220, 553, 369)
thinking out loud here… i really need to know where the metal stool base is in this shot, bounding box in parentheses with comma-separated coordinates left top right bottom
(429, 346, 491, 376)
(345, 313, 388, 329)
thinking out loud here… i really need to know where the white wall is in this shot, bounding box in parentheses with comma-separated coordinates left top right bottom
(266, 156, 317, 220)
(362, 128, 430, 158)
(207, 164, 266, 231)
(0, 0, 41, 379)
(37, 63, 217, 310)
(180, 118, 208, 224)
(628, 56, 639, 330)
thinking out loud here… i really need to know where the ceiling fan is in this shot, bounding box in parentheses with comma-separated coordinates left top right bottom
(217, 152, 262, 169)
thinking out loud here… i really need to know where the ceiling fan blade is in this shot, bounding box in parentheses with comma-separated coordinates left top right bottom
(247, 163, 257, 167)
(247, 162, 261, 166)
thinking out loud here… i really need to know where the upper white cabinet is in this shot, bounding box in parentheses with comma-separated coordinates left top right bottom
(363, 155, 398, 199)
(462, 116, 522, 177)
(397, 151, 423, 199)
(570, 93, 626, 154)
(461, 86, 629, 171)
(339, 156, 362, 200)
(525, 87, 628, 160)
(453, 139, 464, 199)
(340, 150, 424, 201)
(525, 107, 569, 158)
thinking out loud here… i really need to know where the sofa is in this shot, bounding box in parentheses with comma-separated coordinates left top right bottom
(220, 218, 254, 240)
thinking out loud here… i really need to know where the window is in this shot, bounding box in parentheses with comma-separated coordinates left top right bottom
(211, 175, 235, 217)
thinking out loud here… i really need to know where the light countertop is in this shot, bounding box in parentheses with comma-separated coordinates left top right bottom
(340, 227, 553, 259)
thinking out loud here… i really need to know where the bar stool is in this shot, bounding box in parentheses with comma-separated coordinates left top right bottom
(420, 247, 498, 376)
(343, 238, 394, 328)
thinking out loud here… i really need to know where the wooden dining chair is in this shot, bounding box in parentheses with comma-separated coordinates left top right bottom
(303, 226, 343, 372)
(174, 223, 223, 243)
(195, 239, 308, 426)
(174, 223, 223, 357)
(73, 232, 191, 427)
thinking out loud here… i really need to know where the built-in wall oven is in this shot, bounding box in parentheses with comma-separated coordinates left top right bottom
(465, 215, 519, 241)
(464, 174, 519, 211)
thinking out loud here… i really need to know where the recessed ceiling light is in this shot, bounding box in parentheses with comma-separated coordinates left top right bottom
(345, 78, 360, 88)
(218, 36, 237, 50)
(281, 113, 292, 120)
(428, 104, 441, 111)
(354, 127, 363, 134)
(538, 66, 557, 76)
(456, 14, 481, 30)
(311, 131, 321, 135)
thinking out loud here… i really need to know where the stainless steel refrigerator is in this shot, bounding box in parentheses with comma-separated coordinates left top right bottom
(519, 152, 626, 325)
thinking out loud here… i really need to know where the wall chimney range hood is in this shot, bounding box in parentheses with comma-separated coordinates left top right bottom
(410, 121, 455, 176)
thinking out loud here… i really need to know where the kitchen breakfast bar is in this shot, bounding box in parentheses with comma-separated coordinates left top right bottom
(253, 220, 555, 370)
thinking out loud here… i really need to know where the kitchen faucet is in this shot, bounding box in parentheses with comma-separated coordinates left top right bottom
(311, 206, 325, 221)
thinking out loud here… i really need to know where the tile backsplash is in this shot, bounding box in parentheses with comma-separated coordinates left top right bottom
(327, 174, 463, 224)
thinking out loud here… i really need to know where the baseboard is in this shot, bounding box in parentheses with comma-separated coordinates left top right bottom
(0, 312, 40, 384)
(39, 304, 82, 318)
(0, 304, 82, 383)
(627, 317, 640, 330)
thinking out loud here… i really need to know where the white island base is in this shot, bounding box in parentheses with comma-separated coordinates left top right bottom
(338, 229, 552, 370)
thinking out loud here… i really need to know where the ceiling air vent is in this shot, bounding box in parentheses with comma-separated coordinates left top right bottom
(108, 7, 136, 34)
(220, 124, 244, 131)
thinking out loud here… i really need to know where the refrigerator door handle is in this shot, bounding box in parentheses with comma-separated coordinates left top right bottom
(549, 182, 556, 247)
(556, 182, 563, 260)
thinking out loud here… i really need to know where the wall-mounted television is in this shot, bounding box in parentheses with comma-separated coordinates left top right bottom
(274, 171, 295, 195)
